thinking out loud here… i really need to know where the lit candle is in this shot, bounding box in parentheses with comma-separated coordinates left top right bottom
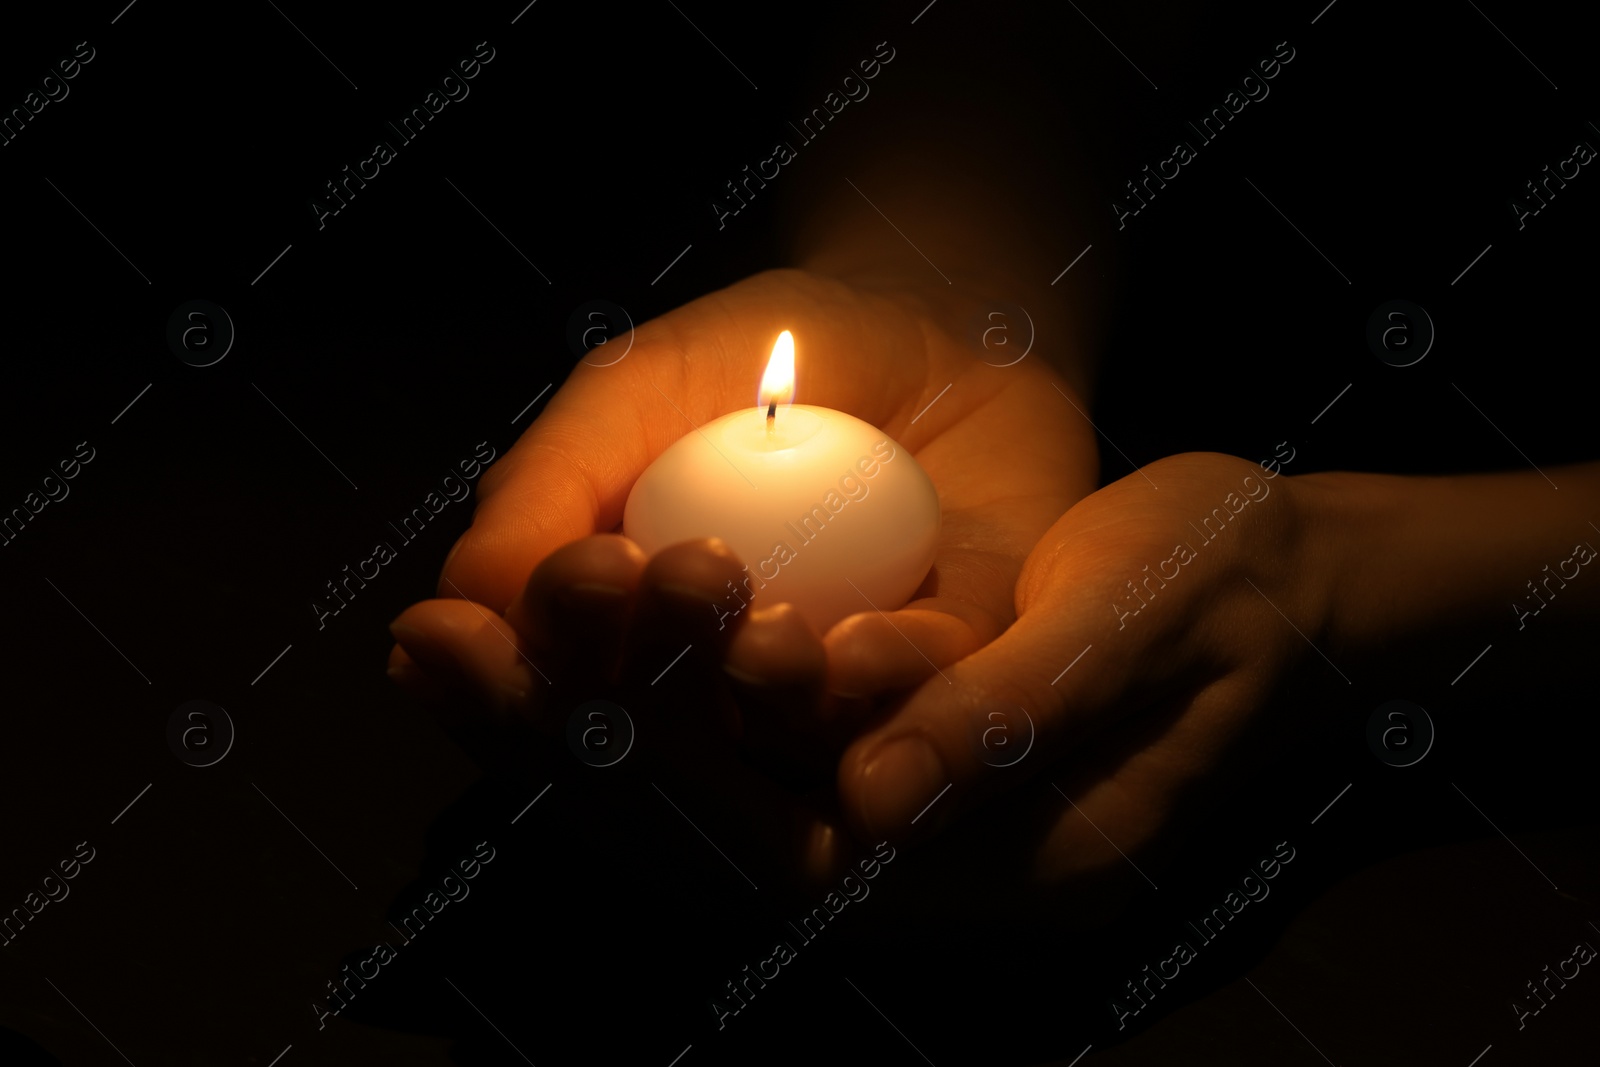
(623, 331, 940, 634)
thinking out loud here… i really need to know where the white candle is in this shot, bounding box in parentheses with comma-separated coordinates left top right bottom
(623, 331, 940, 634)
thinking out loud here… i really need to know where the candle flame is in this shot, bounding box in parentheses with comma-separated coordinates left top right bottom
(759, 330, 796, 410)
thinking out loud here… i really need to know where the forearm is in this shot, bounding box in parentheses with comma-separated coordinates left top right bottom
(1302, 464, 1600, 693)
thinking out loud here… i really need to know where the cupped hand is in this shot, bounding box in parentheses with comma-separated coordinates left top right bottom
(828, 450, 1344, 924)
(392, 266, 1098, 735)
(384, 265, 1100, 900)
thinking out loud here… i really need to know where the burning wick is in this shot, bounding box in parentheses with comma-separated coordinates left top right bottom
(759, 329, 795, 439)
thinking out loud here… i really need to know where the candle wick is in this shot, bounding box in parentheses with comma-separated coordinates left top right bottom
(766, 400, 776, 434)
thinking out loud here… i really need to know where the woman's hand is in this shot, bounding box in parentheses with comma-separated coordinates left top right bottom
(821, 450, 1338, 926)
(389, 266, 1099, 745)
(384, 264, 1101, 896)
(826, 451, 1600, 936)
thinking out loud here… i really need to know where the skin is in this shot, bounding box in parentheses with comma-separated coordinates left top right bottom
(385, 6, 1118, 811)
(386, 2, 1599, 930)
(392, 433, 1600, 936)
(386, 32, 1123, 897)
(387, 263, 1102, 898)
(392, 264, 1099, 692)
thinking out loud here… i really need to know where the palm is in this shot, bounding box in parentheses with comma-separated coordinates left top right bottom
(388, 267, 1102, 904)
(437, 268, 1098, 702)
(825, 454, 1329, 938)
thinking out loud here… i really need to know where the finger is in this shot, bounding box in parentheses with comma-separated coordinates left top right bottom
(506, 533, 647, 685)
(725, 601, 827, 692)
(823, 595, 997, 698)
(389, 599, 551, 724)
(616, 538, 753, 700)
(1024, 667, 1280, 911)
(387, 603, 559, 786)
(723, 602, 830, 783)
(819, 478, 1082, 699)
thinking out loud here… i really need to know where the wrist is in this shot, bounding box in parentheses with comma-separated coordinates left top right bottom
(1294, 464, 1600, 692)
(1292, 470, 1407, 673)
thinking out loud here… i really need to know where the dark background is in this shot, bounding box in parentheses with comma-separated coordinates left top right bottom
(1, 1, 1596, 1064)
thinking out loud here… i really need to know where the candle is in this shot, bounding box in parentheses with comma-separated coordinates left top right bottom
(623, 331, 940, 634)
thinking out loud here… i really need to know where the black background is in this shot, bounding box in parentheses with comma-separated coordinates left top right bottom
(1, 1, 1596, 1065)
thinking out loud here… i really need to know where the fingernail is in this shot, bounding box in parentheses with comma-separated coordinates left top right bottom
(861, 737, 948, 841)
